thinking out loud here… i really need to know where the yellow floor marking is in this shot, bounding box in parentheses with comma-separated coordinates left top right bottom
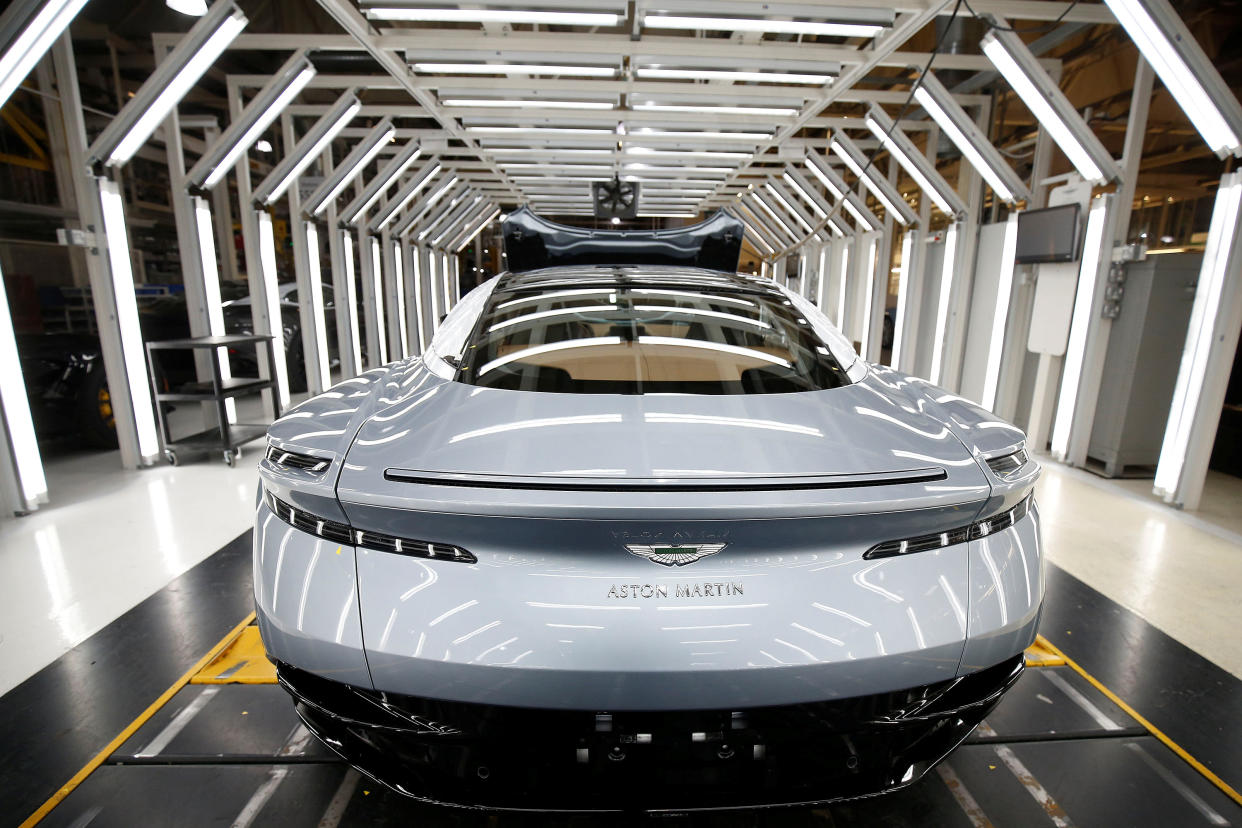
(190, 625, 277, 685)
(18, 612, 257, 828)
(1039, 635, 1242, 808)
(1024, 635, 1066, 667)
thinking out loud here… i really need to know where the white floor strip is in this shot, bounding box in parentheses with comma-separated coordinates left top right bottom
(135, 687, 220, 757)
(230, 725, 313, 828)
(1041, 671, 1122, 731)
(1125, 743, 1231, 826)
(935, 763, 995, 828)
(318, 769, 362, 828)
(976, 723, 1076, 827)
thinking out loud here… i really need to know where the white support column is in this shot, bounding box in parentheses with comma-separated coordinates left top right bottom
(830, 236, 850, 330)
(403, 240, 425, 355)
(1154, 172, 1242, 510)
(815, 243, 831, 311)
(855, 232, 881, 360)
(929, 222, 961, 386)
(422, 241, 441, 332)
(228, 80, 279, 419)
(331, 226, 363, 376)
(1050, 194, 1120, 465)
(379, 230, 405, 361)
(51, 35, 156, 468)
(285, 115, 330, 395)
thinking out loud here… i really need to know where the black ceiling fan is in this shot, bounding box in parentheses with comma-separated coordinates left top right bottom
(592, 175, 639, 219)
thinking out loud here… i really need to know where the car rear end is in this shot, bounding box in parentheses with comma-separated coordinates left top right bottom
(253, 266, 1042, 812)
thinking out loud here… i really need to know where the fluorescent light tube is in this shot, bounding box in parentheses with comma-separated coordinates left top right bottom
(0, 0, 92, 109)
(166, 0, 208, 14)
(255, 211, 290, 407)
(1051, 197, 1111, 458)
(749, 192, 798, 240)
(303, 118, 396, 216)
(340, 230, 363, 373)
(642, 15, 884, 38)
(443, 99, 615, 110)
(865, 105, 966, 217)
(253, 91, 361, 206)
(303, 222, 333, 386)
(365, 8, 619, 26)
(857, 234, 879, 358)
(414, 62, 616, 77)
(633, 102, 798, 116)
(369, 236, 387, 364)
(980, 213, 1020, 411)
(1155, 173, 1242, 496)
(891, 229, 917, 371)
(830, 134, 915, 226)
(764, 182, 814, 233)
(192, 197, 236, 422)
(339, 139, 423, 225)
(635, 68, 832, 84)
(189, 51, 316, 190)
(390, 239, 408, 359)
(98, 178, 159, 458)
(93, 3, 247, 166)
(929, 223, 959, 384)
(0, 260, 46, 506)
(372, 163, 446, 232)
(982, 30, 1117, 183)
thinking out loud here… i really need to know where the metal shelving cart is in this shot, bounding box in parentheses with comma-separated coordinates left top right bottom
(145, 334, 282, 467)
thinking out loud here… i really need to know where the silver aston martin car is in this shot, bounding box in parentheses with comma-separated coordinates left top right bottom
(254, 209, 1042, 813)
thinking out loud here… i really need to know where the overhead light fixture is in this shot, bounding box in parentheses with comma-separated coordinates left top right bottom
(255, 211, 290, 407)
(88, 2, 246, 166)
(97, 178, 160, 459)
(339, 138, 422, 226)
(451, 203, 500, 252)
(467, 126, 614, 136)
(865, 105, 966, 217)
(981, 214, 1020, 411)
(626, 147, 750, 160)
(913, 72, 1030, 204)
(187, 50, 316, 190)
(929, 223, 960, 385)
(252, 90, 361, 206)
(166, 0, 208, 16)
(804, 151, 882, 232)
(0, 260, 47, 509)
(369, 163, 446, 233)
(302, 118, 396, 216)
(635, 68, 833, 84)
(442, 99, 615, 110)
(255, 139, 273, 152)
(630, 129, 773, 140)
(781, 168, 831, 218)
(641, 12, 891, 39)
(413, 62, 616, 77)
(633, 102, 798, 117)
(391, 176, 461, 237)
(764, 182, 815, 234)
(981, 29, 1120, 184)
(749, 191, 799, 241)
(1154, 171, 1242, 506)
(1051, 196, 1113, 459)
(830, 132, 918, 226)
(427, 194, 483, 247)
(729, 208, 776, 255)
(0, 0, 92, 108)
(364, 7, 620, 26)
(489, 147, 612, 156)
(1101, 0, 1242, 157)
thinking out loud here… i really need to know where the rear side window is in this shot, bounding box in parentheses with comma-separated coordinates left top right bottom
(456, 284, 852, 395)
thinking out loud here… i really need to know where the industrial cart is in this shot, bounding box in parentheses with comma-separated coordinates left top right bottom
(145, 334, 282, 467)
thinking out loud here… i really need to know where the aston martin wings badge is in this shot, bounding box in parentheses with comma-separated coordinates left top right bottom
(625, 543, 727, 566)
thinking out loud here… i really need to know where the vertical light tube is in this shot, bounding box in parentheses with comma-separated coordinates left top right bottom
(426, 245, 442, 331)
(409, 244, 425, 353)
(981, 214, 1020, 411)
(391, 239, 408, 359)
(304, 222, 332, 389)
(1051, 198, 1111, 458)
(836, 243, 850, 328)
(98, 179, 159, 459)
(1154, 174, 1242, 497)
(442, 252, 453, 310)
(816, 245, 830, 310)
(369, 237, 387, 364)
(0, 0, 92, 108)
(340, 231, 362, 373)
(193, 197, 236, 421)
(255, 211, 290, 408)
(857, 235, 879, 359)
(891, 230, 916, 371)
(929, 223, 959, 384)
(0, 261, 47, 507)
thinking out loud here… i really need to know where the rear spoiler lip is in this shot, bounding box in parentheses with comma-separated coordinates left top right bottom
(382, 467, 948, 493)
(502, 206, 745, 273)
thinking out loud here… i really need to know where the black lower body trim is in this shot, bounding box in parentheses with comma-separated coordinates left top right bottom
(276, 655, 1024, 813)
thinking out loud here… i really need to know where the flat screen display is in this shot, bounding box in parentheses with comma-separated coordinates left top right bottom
(1015, 204, 1082, 264)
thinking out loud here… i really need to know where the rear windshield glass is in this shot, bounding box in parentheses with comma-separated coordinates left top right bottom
(456, 284, 853, 395)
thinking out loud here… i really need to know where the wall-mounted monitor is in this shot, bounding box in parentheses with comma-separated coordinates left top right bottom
(1015, 203, 1083, 264)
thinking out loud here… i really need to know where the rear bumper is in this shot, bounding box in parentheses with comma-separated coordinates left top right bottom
(278, 654, 1023, 812)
